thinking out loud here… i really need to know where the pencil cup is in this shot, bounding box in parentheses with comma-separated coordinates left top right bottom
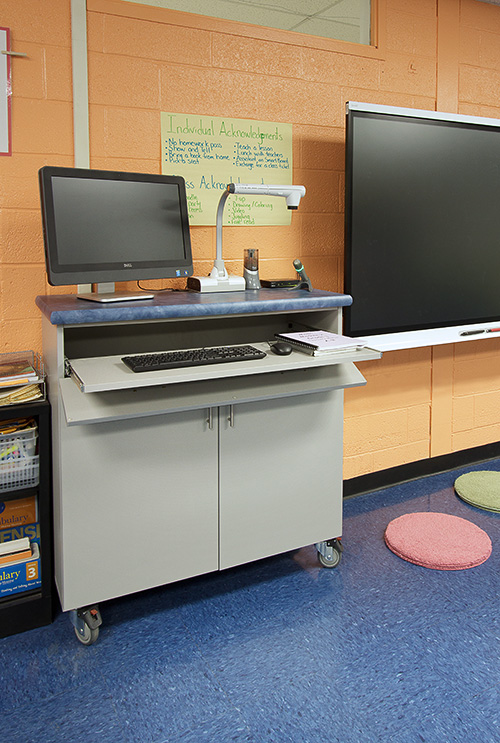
(243, 249, 261, 290)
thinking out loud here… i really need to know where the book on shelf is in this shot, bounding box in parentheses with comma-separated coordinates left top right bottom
(0, 521, 40, 547)
(0, 351, 42, 388)
(0, 363, 38, 385)
(0, 535, 30, 559)
(274, 330, 366, 356)
(0, 541, 41, 597)
(0, 497, 37, 530)
(0, 546, 33, 565)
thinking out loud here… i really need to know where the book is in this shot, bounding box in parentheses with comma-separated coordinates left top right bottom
(274, 330, 366, 356)
(0, 497, 37, 530)
(0, 521, 40, 547)
(0, 542, 41, 597)
(0, 545, 32, 565)
(0, 535, 30, 557)
(0, 362, 37, 384)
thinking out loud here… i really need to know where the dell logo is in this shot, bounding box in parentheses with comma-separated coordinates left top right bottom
(123, 263, 133, 268)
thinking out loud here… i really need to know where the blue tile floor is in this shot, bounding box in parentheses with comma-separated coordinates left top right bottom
(2, 458, 500, 743)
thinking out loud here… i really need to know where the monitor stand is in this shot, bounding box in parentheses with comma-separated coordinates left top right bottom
(77, 291, 154, 303)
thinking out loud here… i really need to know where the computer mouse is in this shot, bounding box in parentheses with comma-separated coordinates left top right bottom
(270, 341, 293, 356)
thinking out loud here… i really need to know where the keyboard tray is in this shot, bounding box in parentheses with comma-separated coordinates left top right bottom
(67, 344, 382, 394)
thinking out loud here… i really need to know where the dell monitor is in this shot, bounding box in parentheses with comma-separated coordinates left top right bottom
(39, 166, 193, 302)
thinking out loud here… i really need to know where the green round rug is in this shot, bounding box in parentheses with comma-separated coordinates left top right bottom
(454, 470, 500, 512)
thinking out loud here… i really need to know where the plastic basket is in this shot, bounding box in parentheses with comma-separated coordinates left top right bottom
(0, 426, 39, 492)
(0, 456, 39, 492)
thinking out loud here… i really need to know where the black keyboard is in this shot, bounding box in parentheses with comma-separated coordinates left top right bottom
(122, 345, 267, 372)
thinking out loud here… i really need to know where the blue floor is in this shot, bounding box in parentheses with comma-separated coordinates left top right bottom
(3, 458, 500, 743)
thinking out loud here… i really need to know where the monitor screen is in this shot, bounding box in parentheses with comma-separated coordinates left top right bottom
(39, 167, 193, 286)
(344, 102, 500, 341)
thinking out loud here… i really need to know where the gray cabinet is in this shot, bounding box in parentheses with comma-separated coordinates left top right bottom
(219, 393, 343, 569)
(56, 409, 219, 610)
(37, 289, 380, 640)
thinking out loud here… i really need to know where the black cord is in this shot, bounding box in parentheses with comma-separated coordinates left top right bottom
(136, 281, 184, 293)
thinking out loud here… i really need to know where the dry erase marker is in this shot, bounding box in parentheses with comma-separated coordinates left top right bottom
(460, 330, 485, 336)
(486, 328, 500, 333)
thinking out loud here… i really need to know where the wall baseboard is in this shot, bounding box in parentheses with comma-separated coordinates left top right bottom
(343, 441, 500, 497)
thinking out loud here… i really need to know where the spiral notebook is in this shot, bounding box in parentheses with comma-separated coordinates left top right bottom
(274, 330, 366, 356)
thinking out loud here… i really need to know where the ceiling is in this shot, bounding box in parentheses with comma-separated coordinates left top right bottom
(122, 0, 371, 45)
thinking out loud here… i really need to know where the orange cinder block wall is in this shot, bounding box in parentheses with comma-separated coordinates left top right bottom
(1, 0, 500, 479)
(1, 0, 74, 352)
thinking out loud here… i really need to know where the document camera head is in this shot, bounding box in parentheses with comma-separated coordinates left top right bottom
(228, 183, 306, 209)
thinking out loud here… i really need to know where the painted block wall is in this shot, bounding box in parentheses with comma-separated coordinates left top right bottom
(1, 0, 74, 353)
(1, 0, 499, 479)
(344, 0, 500, 478)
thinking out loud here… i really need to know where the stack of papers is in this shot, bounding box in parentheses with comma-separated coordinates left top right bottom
(0, 384, 43, 407)
(0, 352, 44, 407)
(274, 330, 366, 356)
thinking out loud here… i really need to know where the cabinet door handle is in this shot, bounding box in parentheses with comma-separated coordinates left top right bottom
(228, 405, 234, 427)
(206, 408, 214, 430)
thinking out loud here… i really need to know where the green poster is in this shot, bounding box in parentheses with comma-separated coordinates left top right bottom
(161, 113, 293, 226)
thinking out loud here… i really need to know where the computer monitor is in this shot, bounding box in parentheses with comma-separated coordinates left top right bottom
(39, 166, 193, 301)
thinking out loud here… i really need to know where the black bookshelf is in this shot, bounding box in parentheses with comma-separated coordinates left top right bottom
(0, 399, 54, 638)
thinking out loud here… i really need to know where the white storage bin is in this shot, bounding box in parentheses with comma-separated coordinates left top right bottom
(0, 425, 39, 492)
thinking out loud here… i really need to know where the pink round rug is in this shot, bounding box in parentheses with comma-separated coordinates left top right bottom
(384, 512, 492, 570)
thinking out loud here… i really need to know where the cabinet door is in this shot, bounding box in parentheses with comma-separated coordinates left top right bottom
(56, 408, 218, 611)
(219, 391, 343, 569)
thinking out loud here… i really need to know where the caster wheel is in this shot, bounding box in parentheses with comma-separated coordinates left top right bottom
(318, 548, 342, 568)
(71, 605, 102, 645)
(74, 624, 99, 645)
(317, 538, 343, 568)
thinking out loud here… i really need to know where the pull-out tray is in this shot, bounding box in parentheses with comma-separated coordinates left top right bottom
(60, 361, 373, 425)
(67, 343, 381, 394)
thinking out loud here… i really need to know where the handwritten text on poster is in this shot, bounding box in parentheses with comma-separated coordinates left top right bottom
(161, 113, 293, 226)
